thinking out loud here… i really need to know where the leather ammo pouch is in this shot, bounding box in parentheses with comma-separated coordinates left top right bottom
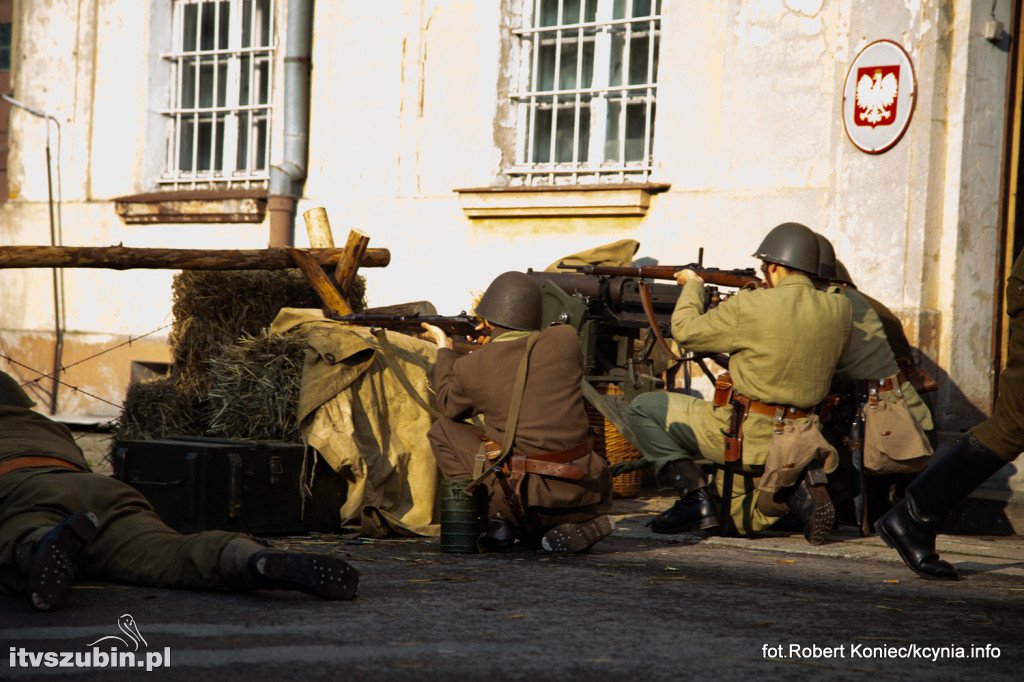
(756, 410, 838, 518)
(861, 384, 933, 475)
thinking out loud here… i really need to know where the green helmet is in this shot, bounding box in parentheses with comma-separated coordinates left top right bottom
(751, 222, 821, 275)
(0, 371, 36, 408)
(475, 271, 543, 331)
(814, 233, 837, 281)
(834, 259, 856, 287)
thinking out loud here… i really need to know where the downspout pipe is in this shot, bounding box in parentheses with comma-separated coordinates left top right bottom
(268, 0, 314, 246)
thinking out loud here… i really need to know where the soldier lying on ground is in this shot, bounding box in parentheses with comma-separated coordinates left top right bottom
(0, 371, 359, 611)
(422, 271, 614, 554)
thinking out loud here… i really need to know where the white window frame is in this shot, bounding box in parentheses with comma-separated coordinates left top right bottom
(508, 0, 661, 186)
(159, 0, 275, 190)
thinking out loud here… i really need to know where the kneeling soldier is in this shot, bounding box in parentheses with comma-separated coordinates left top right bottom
(424, 272, 613, 553)
(628, 223, 852, 544)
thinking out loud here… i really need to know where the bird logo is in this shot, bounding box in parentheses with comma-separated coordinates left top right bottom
(855, 65, 900, 127)
(86, 614, 148, 652)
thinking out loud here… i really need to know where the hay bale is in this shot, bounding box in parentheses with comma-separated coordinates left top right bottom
(169, 269, 364, 386)
(117, 268, 365, 444)
(113, 375, 207, 442)
(205, 329, 307, 442)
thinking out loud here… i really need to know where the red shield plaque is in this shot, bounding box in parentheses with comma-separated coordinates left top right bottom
(855, 65, 900, 128)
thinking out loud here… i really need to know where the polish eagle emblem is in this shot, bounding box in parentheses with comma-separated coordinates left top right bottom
(855, 65, 900, 127)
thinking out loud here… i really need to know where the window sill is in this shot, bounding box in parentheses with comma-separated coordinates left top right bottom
(454, 183, 671, 219)
(113, 189, 268, 225)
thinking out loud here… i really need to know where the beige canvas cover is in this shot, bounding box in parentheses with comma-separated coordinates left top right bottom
(271, 308, 440, 537)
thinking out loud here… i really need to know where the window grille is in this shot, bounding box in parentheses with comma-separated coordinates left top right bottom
(161, 0, 274, 190)
(509, 0, 661, 186)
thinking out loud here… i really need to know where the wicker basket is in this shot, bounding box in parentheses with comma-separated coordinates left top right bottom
(585, 383, 643, 498)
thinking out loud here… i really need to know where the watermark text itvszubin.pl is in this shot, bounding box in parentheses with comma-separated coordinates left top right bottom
(9, 646, 170, 671)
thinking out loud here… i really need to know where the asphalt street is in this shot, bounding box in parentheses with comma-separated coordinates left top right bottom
(1, 494, 1022, 681)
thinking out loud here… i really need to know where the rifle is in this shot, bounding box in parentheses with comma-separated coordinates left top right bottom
(332, 311, 486, 341)
(556, 262, 762, 290)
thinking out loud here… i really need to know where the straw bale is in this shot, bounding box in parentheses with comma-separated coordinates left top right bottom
(204, 329, 307, 442)
(113, 375, 208, 442)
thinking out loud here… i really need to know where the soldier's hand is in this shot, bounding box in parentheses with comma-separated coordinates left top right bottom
(675, 269, 704, 286)
(420, 323, 453, 350)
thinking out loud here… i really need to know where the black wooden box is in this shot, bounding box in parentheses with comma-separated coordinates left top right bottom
(111, 437, 346, 535)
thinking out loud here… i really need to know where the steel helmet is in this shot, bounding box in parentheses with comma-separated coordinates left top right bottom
(0, 371, 36, 408)
(814, 233, 838, 281)
(751, 222, 821, 275)
(474, 271, 543, 331)
(834, 259, 856, 287)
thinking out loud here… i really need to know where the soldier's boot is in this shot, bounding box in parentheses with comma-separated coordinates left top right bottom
(219, 538, 359, 600)
(541, 515, 615, 554)
(782, 461, 835, 545)
(875, 433, 1006, 581)
(481, 512, 517, 553)
(647, 459, 721, 534)
(21, 511, 100, 612)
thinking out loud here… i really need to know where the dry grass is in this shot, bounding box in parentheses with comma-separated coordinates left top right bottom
(115, 269, 365, 443)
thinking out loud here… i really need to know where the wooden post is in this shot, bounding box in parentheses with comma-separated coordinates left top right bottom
(334, 229, 371, 296)
(303, 207, 335, 249)
(287, 247, 354, 317)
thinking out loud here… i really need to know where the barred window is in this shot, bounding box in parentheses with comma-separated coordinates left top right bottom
(161, 0, 274, 189)
(510, 0, 661, 186)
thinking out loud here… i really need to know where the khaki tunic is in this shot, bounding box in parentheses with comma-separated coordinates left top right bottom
(973, 251, 1024, 461)
(834, 287, 934, 431)
(628, 274, 851, 533)
(428, 324, 610, 531)
(0, 406, 243, 596)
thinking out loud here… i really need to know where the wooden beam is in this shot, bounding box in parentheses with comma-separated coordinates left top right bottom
(287, 247, 354, 317)
(0, 245, 390, 270)
(334, 229, 371, 296)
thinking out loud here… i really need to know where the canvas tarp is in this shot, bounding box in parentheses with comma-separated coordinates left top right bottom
(271, 308, 440, 538)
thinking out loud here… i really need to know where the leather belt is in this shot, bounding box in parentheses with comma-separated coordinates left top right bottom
(0, 456, 86, 478)
(483, 438, 591, 479)
(740, 397, 812, 420)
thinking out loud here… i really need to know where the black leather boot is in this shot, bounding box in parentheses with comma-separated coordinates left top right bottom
(875, 433, 1007, 580)
(649, 459, 720, 534)
(782, 462, 835, 545)
(648, 488, 721, 534)
(25, 511, 100, 611)
(220, 538, 359, 600)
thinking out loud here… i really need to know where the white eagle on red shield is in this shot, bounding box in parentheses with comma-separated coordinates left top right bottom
(855, 65, 900, 127)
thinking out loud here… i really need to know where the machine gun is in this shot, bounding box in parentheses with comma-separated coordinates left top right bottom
(555, 262, 762, 290)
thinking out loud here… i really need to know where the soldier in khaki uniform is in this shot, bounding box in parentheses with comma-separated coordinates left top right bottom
(424, 272, 613, 554)
(812, 234, 933, 526)
(877, 250, 1024, 580)
(628, 223, 853, 544)
(0, 371, 358, 611)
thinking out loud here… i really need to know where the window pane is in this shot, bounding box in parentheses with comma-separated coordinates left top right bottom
(513, 0, 660, 183)
(1, 24, 12, 71)
(164, 0, 275, 187)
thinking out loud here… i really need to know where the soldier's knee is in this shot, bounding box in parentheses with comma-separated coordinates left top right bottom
(627, 391, 668, 425)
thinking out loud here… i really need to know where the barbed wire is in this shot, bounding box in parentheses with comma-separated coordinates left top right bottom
(0, 321, 174, 412)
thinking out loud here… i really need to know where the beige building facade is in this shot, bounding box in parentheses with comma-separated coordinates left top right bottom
(0, 0, 1020, 454)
